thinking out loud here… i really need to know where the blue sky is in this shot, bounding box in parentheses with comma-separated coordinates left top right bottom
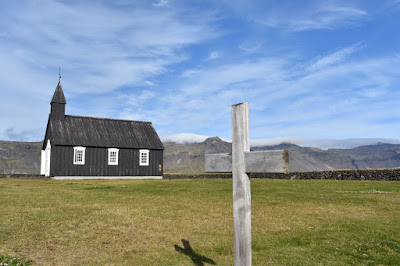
(1, 0, 400, 148)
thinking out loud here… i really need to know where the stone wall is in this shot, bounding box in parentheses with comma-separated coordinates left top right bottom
(2, 169, 400, 181)
(164, 168, 400, 181)
(0, 174, 44, 179)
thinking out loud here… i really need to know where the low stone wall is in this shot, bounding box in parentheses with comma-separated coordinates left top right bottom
(0, 174, 44, 179)
(164, 168, 400, 181)
(164, 173, 232, 179)
(2, 169, 400, 181)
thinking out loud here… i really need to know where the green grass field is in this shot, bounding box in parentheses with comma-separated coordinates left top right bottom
(1, 178, 399, 265)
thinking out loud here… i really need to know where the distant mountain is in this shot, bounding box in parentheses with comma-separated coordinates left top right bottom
(165, 138, 400, 173)
(163, 137, 231, 173)
(253, 142, 400, 172)
(0, 141, 42, 174)
(2, 138, 400, 174)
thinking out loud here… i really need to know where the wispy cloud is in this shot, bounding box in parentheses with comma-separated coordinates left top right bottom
(134, 45, 400, 140)
(153, 0, 169, 7)
(206, 51, 220, 60)
(238, 41, 263, 53)
(161, 133, 210, 144)
(251, 137, 400, 150)
(0, 0, 399, 143)
(307, 44, 362, 72)
(0, 0, 219, 93)
(0, 0, 220, 141)
(246, 3, 368, 31)
(288, 6, 367, 31)
(1, 128, 42, 142)
(125, 90, 156, 107)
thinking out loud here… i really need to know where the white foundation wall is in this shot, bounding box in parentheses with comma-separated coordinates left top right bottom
(40, 150, 46, 175)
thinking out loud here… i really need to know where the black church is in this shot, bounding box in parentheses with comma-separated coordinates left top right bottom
(40, 79, 164, 179)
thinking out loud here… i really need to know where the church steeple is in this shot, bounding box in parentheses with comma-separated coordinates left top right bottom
(50, 72, 66, 120)
(51, 80, 67, 104)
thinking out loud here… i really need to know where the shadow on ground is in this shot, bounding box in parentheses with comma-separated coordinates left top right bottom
(174, 239, 217, 266)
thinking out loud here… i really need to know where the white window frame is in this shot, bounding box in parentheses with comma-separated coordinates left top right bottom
(108, 148, 119, 165)
(139, 149, 149, 166)
(73, 146, 86, 165)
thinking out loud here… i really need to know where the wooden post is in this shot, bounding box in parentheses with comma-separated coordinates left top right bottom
(232, 102, 251, 266)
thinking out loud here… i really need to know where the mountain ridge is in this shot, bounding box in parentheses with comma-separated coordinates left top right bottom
(164, 137, 400, 173)
(1, 137, 400, 174)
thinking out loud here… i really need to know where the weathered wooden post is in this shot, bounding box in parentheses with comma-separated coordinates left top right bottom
(232, 102, 251, 265)
(205, 103, 289, 265)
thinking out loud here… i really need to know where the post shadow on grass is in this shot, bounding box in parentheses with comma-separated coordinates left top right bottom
(174, 239, 217, 266)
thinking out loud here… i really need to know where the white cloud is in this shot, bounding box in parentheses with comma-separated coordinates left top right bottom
(289, 7, 367, 31)
(0, 0, 219, 93)
(0, 0, 220, 141)
(250, 4, 368, 31)
(161, 133, 210, 144)
(144, 80, 155, 86)
(207, 51, 220, 60)
(307, 138, 400, 149)
(180, 58, 287, 95)
(142, 48, 400, 141)
(307, 44, 362, 72)
(0, 0, 399, 144)
(125, 90, 156, 107)
(160, 133, 400, 150)
(250, 137, 400, 149)
(1, 127, 43, 142)
(239, 41, 263, 53)
(181, 69, 201, 78)
(153, 0, 169, 7)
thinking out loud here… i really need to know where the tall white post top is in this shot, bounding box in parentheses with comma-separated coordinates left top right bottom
(232, 102, 250, 154)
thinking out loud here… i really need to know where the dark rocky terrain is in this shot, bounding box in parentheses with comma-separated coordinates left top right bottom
(163, 137, 231, 173)
(0, 141, 42, 174)
(2, 138, 400, 174)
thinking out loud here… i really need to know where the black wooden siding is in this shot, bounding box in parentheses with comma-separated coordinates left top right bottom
(50, 104, 65, 121)
(50, 146, 163, 176)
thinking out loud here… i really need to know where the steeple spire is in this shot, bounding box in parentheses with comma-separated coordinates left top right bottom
(50, 70, 67, 120)
(51, 78, 66, 104)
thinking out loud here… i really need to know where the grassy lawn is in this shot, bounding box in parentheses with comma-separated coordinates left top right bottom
(0, 178, 399, 265)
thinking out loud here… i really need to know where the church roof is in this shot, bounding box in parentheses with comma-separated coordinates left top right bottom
(47, 115, 164, 149)
(51, 81, 67, 104)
